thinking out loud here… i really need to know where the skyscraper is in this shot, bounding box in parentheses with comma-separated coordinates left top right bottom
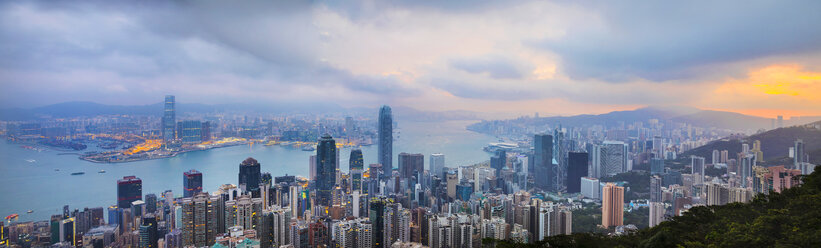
(369, 197, 386, 248)
(139, 214, 158, 248)
(162, 95, 176, 142)
(378, 105, 393, 179)
(649, 202, 665, 228)
(350, 149, 364, 193)
(650, 158, 665, 175)
(602, 183, 624, 228)
(601, 141, 628, 176)
(691, 156, 705, 184)
(178, 120, 202, 144)
(398, 153, 424, 180)
(650, 175, 662, 202)
(181, 193, 219, 247)
(316, 134, 338, 206)
(430, 153, 445, 177)
(794, 139, 805, 168)
(117, 176, 142, 208)
(534, 134, 554, 191)
(238, 157, 262, 197)
(567, 152, 589, 193)
(589, 144, 602, 178)
(490, 150, 507, 177)
(184, 170, 203, 198)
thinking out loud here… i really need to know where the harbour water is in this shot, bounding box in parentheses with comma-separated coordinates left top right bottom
(0, 120, 495, 222)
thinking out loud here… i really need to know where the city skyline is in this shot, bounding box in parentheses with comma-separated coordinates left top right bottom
(2, 1, 821, 118)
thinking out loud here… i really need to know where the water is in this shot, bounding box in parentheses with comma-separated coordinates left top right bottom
(0, 120, 495, 222)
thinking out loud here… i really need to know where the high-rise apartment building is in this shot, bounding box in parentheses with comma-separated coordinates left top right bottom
(181, 192, 219, 247)
(602, 183, 624, 228)
(649, 202, 665, 228)
(601, 141, 628, 176)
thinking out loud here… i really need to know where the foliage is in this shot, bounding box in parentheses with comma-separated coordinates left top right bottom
(485, 168, 821, 247)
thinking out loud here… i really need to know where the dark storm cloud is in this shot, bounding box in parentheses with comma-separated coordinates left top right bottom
(540, 0, 821, 82)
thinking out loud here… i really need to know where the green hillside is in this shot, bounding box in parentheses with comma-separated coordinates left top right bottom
(483, 167, 821, 247)
(680, 122, 821, 162)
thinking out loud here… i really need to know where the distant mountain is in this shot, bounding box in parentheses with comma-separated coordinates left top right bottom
(672, 110, 775, 131)
(680, 120, 821, 162)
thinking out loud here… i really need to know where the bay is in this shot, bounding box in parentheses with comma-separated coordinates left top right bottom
(0, 120, 495, 222)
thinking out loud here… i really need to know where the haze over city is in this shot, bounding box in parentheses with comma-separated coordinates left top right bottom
(2, 1, 821, 248)
(2, 1, 821, 117)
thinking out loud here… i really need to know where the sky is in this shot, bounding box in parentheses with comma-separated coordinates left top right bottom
(1, 0, 820, 118)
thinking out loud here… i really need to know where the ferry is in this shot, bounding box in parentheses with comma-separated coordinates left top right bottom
(301, 146, 316, 151)
(98, 170, 106, 173)
(27, 210, 33, 214)
(25, 159, 36, 163)
(71, 172, 85, 176)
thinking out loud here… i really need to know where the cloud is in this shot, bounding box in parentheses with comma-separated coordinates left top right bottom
(540, 0, 821, 82)
(450, 55, 533, 79)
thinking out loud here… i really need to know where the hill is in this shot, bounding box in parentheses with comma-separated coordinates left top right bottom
(680, 121, 821, 162)
(483, 167, 821, 247)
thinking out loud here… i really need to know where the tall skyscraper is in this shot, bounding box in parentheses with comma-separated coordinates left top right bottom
(369, 197, 386, 248)
(534, 134, 555, 191)
(184, 170, 203, 198)
(117, 176, 143, 208)
(181, 193, 219, 247)
(794, 139, 805, 168)
(601, 141, 628, 176)
(567, 152, 589, 193)
(650, 175, 662, 202)
(490, 150, 507, 177)
(316, 134, 338, 206)
(430, 153, 445, 177)
(398, 153, 424, 180)
(649, 202, 665, 228)
(589, 144, 602, 178)
(650, 158, 665, 175)
(178, 120, 202, 144)
(740, 154, 755, 187)
(378, 105, 393, 179)
(139, 214, 158, 248)
(349, 149, 364, 171)
(602, 183, 624, 228)
(162, 95, 176, 142)
(691, 156, 705, 184)
(238, 157, 262, 196)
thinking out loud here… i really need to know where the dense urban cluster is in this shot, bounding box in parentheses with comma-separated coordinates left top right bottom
(1, 96, 819, 248)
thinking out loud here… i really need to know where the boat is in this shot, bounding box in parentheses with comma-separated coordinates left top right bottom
(98, 170, 106, 173)
(25, 159, 36, 163)
(27, 210, 33, 214)
(71, 172, 85, 175)
(54, 168, 60, 171)
(301, 146, 316, 151)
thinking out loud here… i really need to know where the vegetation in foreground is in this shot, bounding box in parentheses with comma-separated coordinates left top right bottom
(484, 168, 821, 247)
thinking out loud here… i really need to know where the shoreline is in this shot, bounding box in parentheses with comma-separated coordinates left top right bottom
(80, 141, 251, 164)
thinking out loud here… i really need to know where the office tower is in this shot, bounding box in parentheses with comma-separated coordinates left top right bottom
(60, 218, 76, 246)
(145, 193, 157, 214)
(181, 193, 218, 247)
(589, 144, 602, 178)
(649, 202, 664, 228)
(580, 177, 600, 199)
(650, 158, 664, 175)
(183, 169, 203, 198)
(740, 154, 755, 187)
(430, 153, 445, 177)
(238, 157, 262, 196)
(650, 175, 662, 202)
(534, 133, 555, 191)
(162, 95, 176, 142)
(378, 105, 393, 179)
(178, 120, 202, 144)
(117, 176, 143, 208)
(446, 170, 458, 200)
(370, 198, 386, 248)
(139, 214, 158, 248)
(794, 139, 805, 168)
(225, 195, 263, 231)
(691, 156, 705, 184)
(566, 152, 588, 193)
(309, 155, 317, 181)
(350, 149, 364, 171)
(201, 121, 211, 142)
(398, 153, 424, 180)
(602, 183, 624, 228)
(490, 150, 507, 178)
(316, 134, 338, 206)
(602, 141, 628, 176)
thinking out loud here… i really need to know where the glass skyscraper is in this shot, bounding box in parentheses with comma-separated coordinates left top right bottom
(162, 95, 176, 142)
(183, 170, 203, 197)
(567, 152, 589, 193)
(238, 157, 261, 197)
(117, 176, 142, 208)
(378, 105, 393, 180)
(534, 133, 554, 192)
(316, 134, 337, 206)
